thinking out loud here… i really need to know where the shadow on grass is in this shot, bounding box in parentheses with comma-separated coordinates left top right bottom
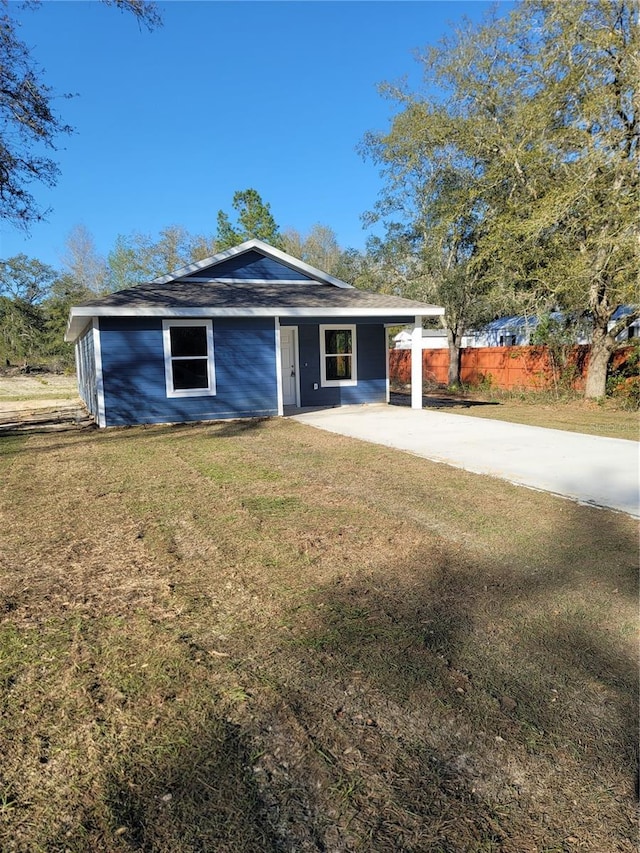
(59, 713, 282, 853)
(211, 417, 270, 438)
(285, 502, 638, 849)
(0, 416, 272, 459)
(390, 391, 500, 409)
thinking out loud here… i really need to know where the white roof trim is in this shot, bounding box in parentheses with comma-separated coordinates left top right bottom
(151, 239, 355, 290)
(65, 303, 444, 342)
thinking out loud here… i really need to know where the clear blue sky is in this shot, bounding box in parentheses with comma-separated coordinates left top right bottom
(0, 0, 511, 271)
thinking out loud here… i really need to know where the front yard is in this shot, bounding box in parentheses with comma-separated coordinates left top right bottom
(0, 417, 637, 852)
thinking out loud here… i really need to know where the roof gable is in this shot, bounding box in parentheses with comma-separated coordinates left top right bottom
(185, 249, 314, 282)
(153, 238, 353, 289)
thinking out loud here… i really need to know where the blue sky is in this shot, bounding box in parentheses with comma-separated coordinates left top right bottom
(1, 0, 511, 271)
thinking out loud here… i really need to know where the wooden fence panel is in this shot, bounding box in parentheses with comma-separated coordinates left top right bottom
(389, 345, 631, 391)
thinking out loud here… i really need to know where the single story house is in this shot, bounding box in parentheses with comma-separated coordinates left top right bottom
(393, 329, 474, 349)
(472, 315, 539, 347)
(471, 311, 637, 347)
(472, 313, 598, 346)
(65, 239, 443, 427)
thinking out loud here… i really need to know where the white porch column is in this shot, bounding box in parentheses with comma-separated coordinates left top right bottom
(274, 317, 284, 416)
(385, 326, 391, 403)
(411, 315, 423, 410)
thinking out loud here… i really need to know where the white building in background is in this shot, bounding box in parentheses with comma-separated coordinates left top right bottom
(473, 310, 638, 346)
(471, 315, 547, 347)
(393, 308, 638, 350)
(393, 329, 474, 349)
(610, 306, 639, 341)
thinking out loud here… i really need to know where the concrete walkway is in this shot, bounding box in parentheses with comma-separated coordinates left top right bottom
(292, 405, 640, 518)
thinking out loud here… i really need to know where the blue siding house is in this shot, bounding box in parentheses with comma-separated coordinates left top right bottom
(65, 240, 443, 427)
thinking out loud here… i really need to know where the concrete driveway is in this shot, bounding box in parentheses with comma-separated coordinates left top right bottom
(292, 404, 640, 518)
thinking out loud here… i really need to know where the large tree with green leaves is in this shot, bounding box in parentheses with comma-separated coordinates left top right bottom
(0, 253, 57, 304)
(0, 296, 46, 365)
(364, 0, 638, 397)
(0, 0, 160, 229)
(0, 254, 56, 364)
(215, 188, 283, 250)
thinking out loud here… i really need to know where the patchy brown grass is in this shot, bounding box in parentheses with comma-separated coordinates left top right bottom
(0, 419, 637, 852)
(394, 389, 639, 441)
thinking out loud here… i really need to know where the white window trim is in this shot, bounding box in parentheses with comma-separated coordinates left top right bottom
(162, 319, 216, 398)
(319, 324, 357, 387)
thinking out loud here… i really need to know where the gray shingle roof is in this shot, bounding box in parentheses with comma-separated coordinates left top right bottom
(76, 279, 438, 312)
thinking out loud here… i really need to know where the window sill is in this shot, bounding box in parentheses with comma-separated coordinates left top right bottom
(320, 379, 357, 388)
(166, 388, 217, 399)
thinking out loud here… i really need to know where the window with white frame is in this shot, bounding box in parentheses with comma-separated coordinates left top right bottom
(162, 319, 216, 397)
(320, 325, 357, 387)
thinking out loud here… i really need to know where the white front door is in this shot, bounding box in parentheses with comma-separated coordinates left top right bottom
(279, 327, 298, 406)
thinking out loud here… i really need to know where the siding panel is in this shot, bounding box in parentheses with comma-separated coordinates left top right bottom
(76, 326, 98, 416)
(99, 317, 278, 426)
(188, 250, 313, 281)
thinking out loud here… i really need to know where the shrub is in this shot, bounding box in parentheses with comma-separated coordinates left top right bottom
(607, 343, 640, 410)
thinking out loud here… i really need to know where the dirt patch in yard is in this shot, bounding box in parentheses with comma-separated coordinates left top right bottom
(0, 420, 637, 852)
(0, 370, 79, 410)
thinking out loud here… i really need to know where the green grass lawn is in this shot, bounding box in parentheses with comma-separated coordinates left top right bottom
(0, 419, 637, 852)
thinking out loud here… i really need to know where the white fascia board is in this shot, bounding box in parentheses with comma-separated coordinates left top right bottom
(70, 305, 444, 320)
(65, 314, 93, 343)
(65, 304, 444, 342)
(151, 238, 355, 290)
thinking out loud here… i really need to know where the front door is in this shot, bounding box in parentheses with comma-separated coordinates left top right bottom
(279, 327, 298, 406)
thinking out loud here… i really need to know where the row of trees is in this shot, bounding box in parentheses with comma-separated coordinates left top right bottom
(0, 255, 80, 369)
(0, 189, 367, 368)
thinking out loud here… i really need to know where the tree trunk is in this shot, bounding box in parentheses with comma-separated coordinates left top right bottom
(447, 330, 462, 386)
(585, 324, 613, 399)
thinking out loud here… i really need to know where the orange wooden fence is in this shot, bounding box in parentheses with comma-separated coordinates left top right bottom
(389, 346, 632, 391)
